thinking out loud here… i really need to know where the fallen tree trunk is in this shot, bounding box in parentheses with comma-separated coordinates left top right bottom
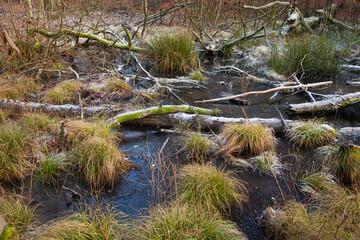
(123, 112, 360, 142)
(109, 105, 215, 128)
(32, 29, 145, 53)
(289, 91, 360, 114)
(194, 81, 333, 104)
(0, 99, 118, 117)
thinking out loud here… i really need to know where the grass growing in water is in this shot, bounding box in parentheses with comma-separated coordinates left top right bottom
(136, 203, 247, 240)
(298, 171, 337, 197)
(251, 151, 283, 175)
(316, 143, 360, 184)
(177, 163, 247, 214)
(0, 194, 37, 238)
(286, 120, 335, 149)
(44, 80, 82, 105)
(35, 207, 127, 240)
(145, 30, 198, 74)
(182, 131, 214, 162)
(219, 122, 276, 157)
(62, 120, 116, 147)
(72, 136, 128, 189)
(34, 152, 69, 187)
(269, 32, 348, 76)
(0, 123, 32, 182)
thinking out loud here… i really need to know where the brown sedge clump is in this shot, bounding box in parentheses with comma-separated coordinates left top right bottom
(219, 122, 276, 157)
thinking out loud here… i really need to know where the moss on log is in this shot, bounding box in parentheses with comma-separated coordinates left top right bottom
(110, 105, 215, 128)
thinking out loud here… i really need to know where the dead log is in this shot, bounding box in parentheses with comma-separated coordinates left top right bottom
(31, 29, 145, 53)
(194, 81, 333, 104)
(289, 91, 360, 114)
(0, 99, 118, 117)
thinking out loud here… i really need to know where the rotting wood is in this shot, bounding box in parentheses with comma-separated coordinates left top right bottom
(0, 99, 119, 117)
(31, 29, 145, 52)
(194, 81, 333, 104)
(289, 91, 360, 114)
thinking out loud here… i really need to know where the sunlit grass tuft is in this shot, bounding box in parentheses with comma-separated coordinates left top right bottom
(19, 113, 55, 134)
(44, 80, 82, 105)
(251, 151, 283, 175)
(286, 120, 335, 149)
(0, 194, 37, 237)
(72, 136, 129, 189)
(136, 203, 247, 240)
(177, 163, 247, 214)
(35, 207, 128, 239)
(145, 30, 198, 74)
(0, 75, 40, 101)
(182, 131, 214, 162)
(316, 143, 360, 184)
(34, 152, 70, 187)
(62, 119, 116, 147)
(219, 122, 276, 157)
(0, 123, 32, 182)
(104, 76, 132, 97)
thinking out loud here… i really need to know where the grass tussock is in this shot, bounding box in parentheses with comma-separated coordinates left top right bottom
(267, 187, 360, 239)
(177, 164, 247, 214)
(72, 136, 128, 189)
(0, 75, 40, 101)
(62, 120, 116, 147)
(145, 30, 198, 74)
(0, 194, 37, 238)
(44, 80, 82, 105)
(19, 113, 55, 134)
(136, 203, 247, 240)
(219, 122, 276, 157)
(251, 151, 283, 175)
(34, 152, 70, 187)
(316, 143, 360, 184)
(0, 109, 11, 124)
(104, 77, 132, 97)
(298, 171, 337, 197)
(35, 207, 128, 240)
(269, 32, 349, 76)
(190, 69, 204, 81)
(286, 120, 335, 149)
(182, 132, 214, 162)
(0, 123, 32, 182)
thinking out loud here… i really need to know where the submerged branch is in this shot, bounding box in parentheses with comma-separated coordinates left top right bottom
(194, 81, 333, 104)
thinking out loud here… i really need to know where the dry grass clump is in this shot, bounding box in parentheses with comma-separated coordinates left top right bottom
(104, 77, 132, 97)
(0, 109, 11, 124)
(219, 122, 276, 157)
(136, 203, 247, 240)
(145, 30, 198, 74)
(62, 120, 116, 147)
(177, 164, 247, 214)
(35, 207, 127, 240)
(316, 143, 360, 184)
(182, 131, 214, 162)
(0, 123, 32, 182)
(0, 194, 37, 238)
(34, 152, 70, 187)
(44, 80, 82, 105)
(0, 75, 40, 101)
(286, 120, 335, 149)
(72, 136, 128, 189)
(267, 188, 360, 239)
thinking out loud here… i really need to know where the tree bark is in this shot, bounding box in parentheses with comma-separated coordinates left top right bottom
(0, 99, 118, 117)
(289, 91, 360, 114)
